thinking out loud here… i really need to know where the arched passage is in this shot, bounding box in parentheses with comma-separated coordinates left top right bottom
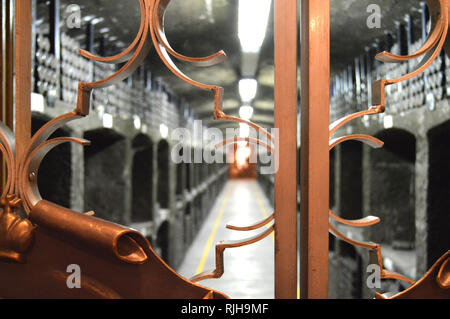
(184, 147, 192, 196)
(193, 162, 203, 228)
(370, 129, 416, 249)
(298, 147, 301, 211)
(329, 147, 336, 252)
(183, 153, 192, 245)
(175, 147, 183, 199)
(333, 142, 364, 298)
(338, 241, 362, 299)
(427, 121, 450, 267)
(339, 141, 362, 220)
(131, 134, 153, 222)
(84, 128, 126, 223)
(157, 140, 170, 209)
(330, 147, 336, 209)
(156, 221, 170, 263)
(32, 114, 72, 208)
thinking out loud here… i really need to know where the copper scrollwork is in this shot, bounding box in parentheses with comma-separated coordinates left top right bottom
(329, 0, 450, 295)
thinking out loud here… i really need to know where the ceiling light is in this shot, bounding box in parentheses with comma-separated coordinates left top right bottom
(236, 146, 251, 166)
(31, 92, 45, 113)
(239, 79, 257, 103)
(102, 113, 113, 129)
(160, 123, 169, 139)
(238, 123, 250, 147)
(96, 104, 105, 120)
(383, 115, 393, 129)
(239, 123, 250, 137)
(133, 115, 141, 130)
(91, 17, 104, 25)
(82, 15, 94, 22)
(239, 105, 254, 120)
(238, 0, 272, 53)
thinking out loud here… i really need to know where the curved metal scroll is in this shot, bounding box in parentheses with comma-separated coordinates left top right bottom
(0, 0, 238, 299)
(20, 137, 90, 211)
(328, 223, 414, 284)
(79, 0, 147, 64)
(375, 251, 450, 298)
(190, 225, 275, 282)
(152, 0, 226, 67)
(329, 210, 380, 228)
(329, 0, 450, 290)
(376, 0, 446, 63)
(216, 137, 274, 153)
(329, 134, 384, 151)
(227, 213, 274, 231)
(372, 0, 449, 107)
(329, 106, 384, 137)
(12, 0, 233, 215)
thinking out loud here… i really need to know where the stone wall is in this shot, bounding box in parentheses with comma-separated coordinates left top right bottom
(329, 96, 450, 298)
(32, 102, 228, 270)
(328, 11, 450, 297)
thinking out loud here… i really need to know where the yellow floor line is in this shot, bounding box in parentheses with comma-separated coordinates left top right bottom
(252, 181, 300, 299)
(194, 185, 232, 275)
(195, 181, 300, 299)
(250, 182, 274, 240)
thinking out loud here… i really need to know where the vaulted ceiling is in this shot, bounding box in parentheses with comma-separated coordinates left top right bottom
(37, 0, 423, 129)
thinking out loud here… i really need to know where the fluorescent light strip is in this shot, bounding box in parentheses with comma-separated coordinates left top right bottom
(239, 78, 258, 103)
(238, 0, 272, 53)
(160, 123, 169, 139)
(239, 105, 254, 120)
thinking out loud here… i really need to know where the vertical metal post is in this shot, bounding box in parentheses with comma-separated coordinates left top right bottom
(145, 70, 152, 91)
(405, 14, 413, 50)
(49, 0, 61, 101)
(2, 0, 14, 130)
(274, 0, 297, 299)
(85, 21, 94, 52)
(355, 57, 361, 100)
(15, 0, 32, 162)
(397, 22, 408, 56)
(385, 31, 394, 51)
(365, 48, 373, 108)
(421, 1, 429, 43)
(31, 0, 36, 92)
(49, 0, 60, 60)
(300, 0, 330, 299)
(1, 0, 15, 189)
(98, 35, 106, 56)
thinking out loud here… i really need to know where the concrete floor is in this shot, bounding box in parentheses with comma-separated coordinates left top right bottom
(177, 179, 275, 299)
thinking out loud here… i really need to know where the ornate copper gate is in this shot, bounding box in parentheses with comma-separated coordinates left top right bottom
(299, 0, 450, 298)
(0, 0, 448, 299)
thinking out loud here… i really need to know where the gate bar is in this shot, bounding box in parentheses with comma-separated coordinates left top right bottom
(274, 0, 298, 299)
(1, 0, 15, 189)
(300, 0, 330, 299)
(15, 0, 32, 161)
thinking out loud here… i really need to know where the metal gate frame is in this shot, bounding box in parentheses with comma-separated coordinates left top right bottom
(300, 0, 450, 299)
(0, 0, 449, 299)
